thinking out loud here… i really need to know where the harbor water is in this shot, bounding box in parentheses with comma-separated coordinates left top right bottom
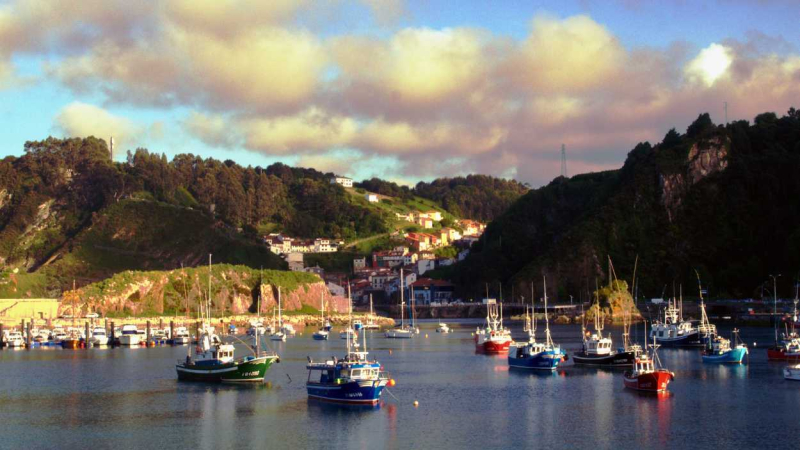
(0, 321, 796, 449)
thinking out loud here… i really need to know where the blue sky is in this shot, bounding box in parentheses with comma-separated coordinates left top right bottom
(0, 0, 798, 185)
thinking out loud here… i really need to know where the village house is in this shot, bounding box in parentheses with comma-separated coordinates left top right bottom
(402, 252, 418, 265)
(353, 257, 367, 270)
(417, 259, 436, 275)
(416, 217, 434, 229)
(442, 227, 461, 242)
(458, 219, 486, 236)
(408, 278, 455, 305)
(372, 247, 408, 268)
(419, 211, 443, 222)
(369, 272, 397, 289)
(285, 253, 304, 271)
(366, 193, 379, 203)
(265, 233, 340, 255)
(330, 176, 353, 187)
(327, 281, 345, 297)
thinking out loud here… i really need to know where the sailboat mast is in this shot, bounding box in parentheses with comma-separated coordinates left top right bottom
(400, 268, 405, 328)
(207, 254, 212, 323)
(544, 276, 551, 346)
(347, 282, 352, 352)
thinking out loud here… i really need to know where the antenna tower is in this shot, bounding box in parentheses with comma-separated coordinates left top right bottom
(109, 136, 115, 162)
(560, 144, 567, 178)
(723, 102, 728, 124)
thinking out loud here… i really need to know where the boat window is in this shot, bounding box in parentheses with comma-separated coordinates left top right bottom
(351, 369, 362, 378)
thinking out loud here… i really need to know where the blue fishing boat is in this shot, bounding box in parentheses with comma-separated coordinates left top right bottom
(508, 277, 566, 370)
(702, 329, 748, 363)
(306, 286, 393, 404)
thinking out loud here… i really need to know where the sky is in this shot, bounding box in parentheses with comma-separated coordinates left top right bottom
(0, 0, 798, 186)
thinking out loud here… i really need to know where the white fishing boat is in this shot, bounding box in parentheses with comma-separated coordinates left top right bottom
(89, 327, 109, 346)
(119, 325, 142, 346)
(436, 322, 451, 333)
(784, 364, 800, 381)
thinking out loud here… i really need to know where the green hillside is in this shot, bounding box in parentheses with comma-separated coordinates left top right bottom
(453, 109, 800, 300)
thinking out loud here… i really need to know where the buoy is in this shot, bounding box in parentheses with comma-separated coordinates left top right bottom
(388, 379, 396, 387)
(413, 400, 419, 407)
(389, 349, 392, 355)
(425, 334, 428, 338)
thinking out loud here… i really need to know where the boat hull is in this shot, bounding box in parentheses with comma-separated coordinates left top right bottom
(312, 332, 329, 341)
(653, 332, 703, 347)
(307, 380, 386, 404)
(623, 370, 673, 392)
(784, 366, 800, 381)
(702, 347, 748, 364)
(767, 346, 800, 361)
(176, 355, 278, 383)
(61, 339, 82, 349)
(508, 349, 565, 370)
(573, 351, 636, 367)
(119, 335, 141, 346)
(475, 335, 512, 354)
(385, 330, 414, 339)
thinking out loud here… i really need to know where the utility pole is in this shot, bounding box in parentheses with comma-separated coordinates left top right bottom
(724, 102, 728, 124)
(560, 144, 567, 178)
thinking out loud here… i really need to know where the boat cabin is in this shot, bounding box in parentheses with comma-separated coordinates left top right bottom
(585, 335, 613, 355)
(707, 336, 731, 354)
(512, 341, 548, 358)
(306, 358, 381, 385)
(633, 357, 654, 375)
(92, 328, 107, 337)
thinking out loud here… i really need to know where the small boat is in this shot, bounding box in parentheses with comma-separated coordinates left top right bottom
(5, 330, 26, 348)
(386, 269, 415, 339)
(176, 331, 279, 382)
(702, 330, 748, 364)
(89, 327, 109, 346)
(784, 364, 800, 381)
(623, 325, 674, 392)
(573, 292, 637, 367)
(306, 285, 392, 404)
(769, 293, 800, 361)
(649, 297, 705, 347)
(172, 327, 191, 345)
(436, 322, 451, 333)
(247, 321, 267, 336)
(50, 327, 68, 344)
(475, 298, 512, 353)
(508, 279, 565, 370)
(312, 294, 329, 341)
(270, 287, 288, 341)
(119, 324, 142, 346)
(281, 323, 296, 336)
(340, 327, 356, 340)
(353, 320, 363, 331)
(362, 295, 380, 330)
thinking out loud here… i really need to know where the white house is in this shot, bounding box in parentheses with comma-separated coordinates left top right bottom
(417, 259, 436, 276)
(327, 282, 345, 297)
(366, 194, 379, 203)
(330, 176, 353, 188)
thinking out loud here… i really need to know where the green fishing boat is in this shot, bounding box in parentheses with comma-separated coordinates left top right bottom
(176, 343, 279, 383)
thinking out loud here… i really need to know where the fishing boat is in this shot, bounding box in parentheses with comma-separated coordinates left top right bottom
(172, 327, 190, 345)
(306, 285, 392, 404)
(50, 327, 67, 344)
(436, 322, 450, 333)
(573, 290, 637, 367)
(312, 294, 329, 340)
(475, 298, 512, 353)
(5, 330, 25, 348)
(119, 324, 142, 346)
(386, 269, 415, 339)
(649, 297, 705, 347)
(176, 328, 279, 382)
(784, 364, 800, 381)
(508, 278, 565, 369)
(702, 329, 748, 363)
(767, 282, 800, 360)
(61, 282, 83, 349)
(270, 287, 287, 342)
(623, 320, 674, 392)
(89, 327, 109, 346)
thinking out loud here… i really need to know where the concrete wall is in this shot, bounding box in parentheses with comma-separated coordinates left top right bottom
(0, 298, 60, 323)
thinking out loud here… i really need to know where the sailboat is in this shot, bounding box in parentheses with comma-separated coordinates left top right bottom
(176, 254, 280, 382)
(362, 294, 380, 330)
(306, 284, 392, 404)
(508, 277, 566, 369)
(623, 323, 674, 392)
(270, 287, 287, 341)
(248, 270, 267, 337)
(385, 269, 414, 338)
(436, 321, 450, 333)
(312, 293, 329, 340)
(61, 281, 82, 349)
(340, 289, 357, 339)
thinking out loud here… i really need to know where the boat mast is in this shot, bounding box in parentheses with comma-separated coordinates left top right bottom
(400, 268, 405, 328)
(347, 282, 353, 354)
(278, 287, 282, 330)
(320, 291, 325, 328)
(543, 276, 552, 347)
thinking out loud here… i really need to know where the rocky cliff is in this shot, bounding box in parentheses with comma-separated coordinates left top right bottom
(61, 265, 349, 317)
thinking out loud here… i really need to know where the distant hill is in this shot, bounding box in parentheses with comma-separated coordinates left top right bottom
(414, 175, 529, 222)
(452, 109, 800, 300)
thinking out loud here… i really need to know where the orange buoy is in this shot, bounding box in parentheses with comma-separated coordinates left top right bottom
(413, 400, 419, 407)
(388, 379, 396, 387)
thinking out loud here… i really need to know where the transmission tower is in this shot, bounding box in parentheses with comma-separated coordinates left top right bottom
(560, 144, 567, 178)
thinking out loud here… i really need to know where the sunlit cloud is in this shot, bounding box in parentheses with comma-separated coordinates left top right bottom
(54, 102, 143, 149)
(685, 43, 733, 87)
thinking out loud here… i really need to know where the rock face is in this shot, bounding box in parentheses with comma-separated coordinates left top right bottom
(64, 265, 348, 317)
(585, 280, 642, 323)
(661, 136, 729, 222)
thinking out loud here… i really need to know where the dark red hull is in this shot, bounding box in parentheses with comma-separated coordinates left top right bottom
(767, 347, 800, 361)
(623, 370, 674, 392)
(475, 338, 511, 354)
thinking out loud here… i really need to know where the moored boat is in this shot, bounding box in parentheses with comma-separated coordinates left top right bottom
(172, 327, 190, 345)
(312, 293, 329, 341)
(649, 298, 705, 347)
(89, 327, 109, 346)
(176, 335, 279, 382)
(475, 298, 512, 353)
(119, 324, 141, 346)
(624, 324, 674, 392)
(436, 322, 450, 333)
(702, 331, 748, 364)
(386, 269, 415, 339)
(784, 364, 800, 381)
(5, 330, 25, 348)
(269, 287, 288, 342)
(508, 278, 565, 370)
(306, 285, 392, 404)
(573, 286, 637, 367)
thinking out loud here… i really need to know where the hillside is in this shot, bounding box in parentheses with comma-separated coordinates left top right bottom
(62, 265, 346, 317)
(453, 109, 800, 300)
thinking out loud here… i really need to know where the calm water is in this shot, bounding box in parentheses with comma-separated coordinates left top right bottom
(0, 321, 797, 450)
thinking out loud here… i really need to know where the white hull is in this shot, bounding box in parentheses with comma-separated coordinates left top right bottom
(119, 335, 141, 346)
(173, 337, 190, 345)
(270, 333, 286, 341)
(784, 365, 800, 381)
(90, 336, 109, 346)
(5, 339, 25, 348)
(385, 329, 414, 339)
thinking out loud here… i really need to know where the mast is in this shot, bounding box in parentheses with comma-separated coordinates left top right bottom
(347, 282, 353, 353)
(278, 287, 282, 329)
(320, 291, 325, 328)
(544, 276, 552, 347)
(400, 268, 405, 328)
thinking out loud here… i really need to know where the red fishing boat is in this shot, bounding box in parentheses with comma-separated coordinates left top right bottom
(475, 299, 512, 353)
(623, 326, 674, 392)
